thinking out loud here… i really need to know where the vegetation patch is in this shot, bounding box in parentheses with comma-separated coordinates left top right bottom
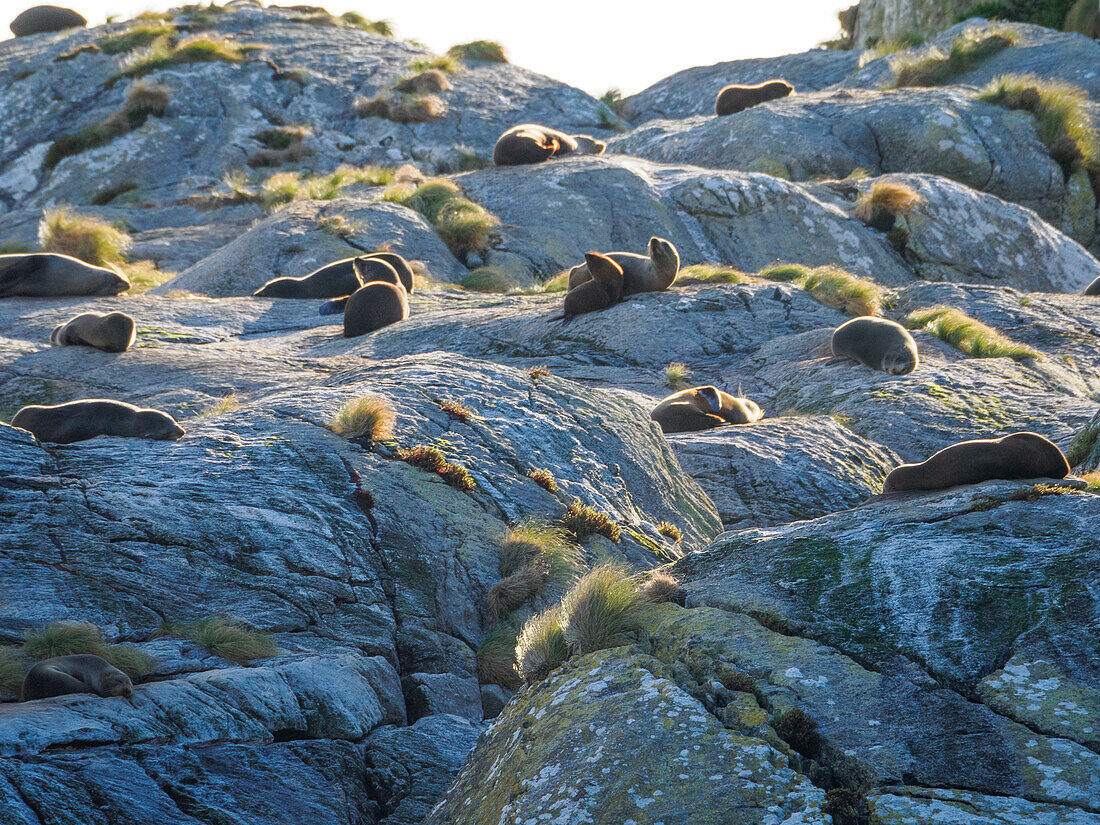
(161, 617, 276, 663)
(599, 87, 629, 118)
(290, 9, 392, 35)
(773, 707, 824, 758)
(196, 393, 240, 418)
(560, 563, 647, 655)
(854, 180, 923, 230)
(526, 365, 551, 383)
(46, 81, 169, 169)
(354, 93, 446, 123)
(394, 69, 452, 94)
(397, 445, 476, 491)
(409, 54, 459, 74)
(906, 304, 1040, 360)
(955, 0, 1081, 29)
(656, 521, 683, 543)
(114, 34, 249, 82)
(526, 467, 558, 493)
(888, 28, 1018, 88)
(329, 396, 395, 444)
(56, 43, 102, 62)
(515, 604, 568, 682)
(447, 40, 507, 63)
(123, 259, 176, 293)
(476, 623, 521, 689)
(971, 482, 1075, 511)
(664, 362, 692, 389)
(248, 124, 312, 167)
(539, 271, 571, 293)
(640, 569, 685, 604)
(560, 499, 620, 542)
(259, 165, 395, 211)
(676, 263, 751, 285)
(99, 21, 177, 54)
(0, 648, 28, 695)
(22, 622, 155, 677)
(39, 208, 131, 266)
(759, 263, 884, 317)
(860, 31, 925, 65)
(824, 788, 872, 825)
(386, 177, 499, 261)
(439, 399, 473, 422)
(461, 267, 516, 292)
(1066, 417, 1099, 466)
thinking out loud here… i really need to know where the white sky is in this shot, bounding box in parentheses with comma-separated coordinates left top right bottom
(3, 1, 848, 96)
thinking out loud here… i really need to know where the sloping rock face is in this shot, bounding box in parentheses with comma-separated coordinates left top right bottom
(850, 0, 970, 48)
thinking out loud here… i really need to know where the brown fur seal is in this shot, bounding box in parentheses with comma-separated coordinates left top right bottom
(12, 399, 186, 444)
(882, 432, 1070, 494)
(360, 253, 413, 293)
(651, 386, 764, 434)
(10, 5, 86, 36)
(50, 311, 136, 353)
(22, 654, 132, 700)
(1083, 276, 1100, 296)
(493, 124, 607, 166)
(343, 281, 409, 337)
(831, 316, 919, 375)
(562, 253, 624, 319)
(715, 80, 794, 116)
(567, 237, 680, 296)
(0, 253, 129, 297)
(254, 257, 366, 298)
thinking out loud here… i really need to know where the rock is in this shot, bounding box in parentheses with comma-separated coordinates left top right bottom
(850, 0, 968, 49)
(402, 672, 482, 723)
(478, 683, 510, 718)
(9, 5, 86, 37)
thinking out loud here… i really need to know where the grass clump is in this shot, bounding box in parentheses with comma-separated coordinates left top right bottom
(759, 264, 884, 317)
(196, 393, 240, 418)
(439, 399, 473, 422)
(560, 563, 647, 655)
(641, 570, 686, 605)
(905, 305, 1041, 360)
(394, 69, 452, 94)
(657, 521, 683, 543)
(447, 40, 507, 63)
(318, 215, 360, 238)
(259, 165, 395, 210)
(0, 648, 28, 694)
(773, 707, 824, 758)
(409, 54, 460, 74)
(396, 445, 476, 491)
(291, 9, 391, 35)
(162, 617, 276, 663)
(115, 34, 247, 82)
(540, 271, 571, 293)
(354, 93, 447, 123)
(39, 208, 131, 266)
(99, 21, 177, 54)
(599, 87, 629, 118)
(515, 605, 568, 682)
(526, 467, 558, 493)
(560, 499, 620, 542)
(527, 365, 551, 383)
(476, 623, 521, 689)
(676, 264, 751, 285)
(388, 178, 499, 261)
(977, 74, 1098, 177)
(122, 260, 175, 293)
(329, 396, 395, 443)
(860, 31, 925, 65)
(489, 521, 582, 616)
(824, 789, 871, 825)
(22, 622, 155, 677)
(664, 362, 692, 388)
(248, 124, 311, 167)
(46, 80, 170, 169)
(889, 28, 1018, 88)
(1066, 417, 1100, 466)
(461, 267, 516, 292)
(854, 180, 923, 229)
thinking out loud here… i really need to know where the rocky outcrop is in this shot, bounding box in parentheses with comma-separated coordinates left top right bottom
(850, 0, 969, 48)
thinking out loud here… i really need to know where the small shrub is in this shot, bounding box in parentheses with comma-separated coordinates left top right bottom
(163, 617, 276, 663)
(854, 180, 923, 228)
(196, 393, 239, 418)
(527, 365, 551, 383)
(39, 208, 131, 266)
(461, 267, 516, 292)
(664, 362, 692, 388)
(641, 570, 686, 604)
(397, 445, 476, 491)
(676, 264, 751, 285)
(906, 305, 1041, 360)
(560, 499, 620, 542)
(409, 54, 459, 74)
(889, 28, 1018, 88)
(515, 605, 568, 682)
(447, 40, 507, 63)
(599, 87, 628, 117)
(329, 396, 396, 443)
(476, 624, 521, 689)
(759, 264, 883, 317)
(657, 522, 683, 543)
(773, 707, 824, 758)
(98, 21, 176, 54)
(824, 788, 871, 825)
(439, 399, 472, 422)
(115, 34, 247, 82)
(526, 467, 558, 493)
(560, 563, 647, 655)
(0, 648, 28, 694)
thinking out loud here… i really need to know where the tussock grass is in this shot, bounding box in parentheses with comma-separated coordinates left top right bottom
(889, 28, 1018, 88)
(560, 563, 646, 655)
(560, 499, 620, 542)
(329, 396, 395, 443)
(99, 21, 177, 54)
(641, 569, 685, 604)
(115, 34, 247, 82)
(488, 563, 549, 616)
(248, 124, 311, 167)
(56, 43, 103, 62)
(123, 260, 175, 293)
(527, 365, 551, 383)
(773, 707, 823, 758)
(318, 215, 360, 237)
(196, 393, 239, 418)
(476, 624, 521, 689)
(92, 181, 139, 206)
(860, 30, 925, 65)
(599, 87, 629, 118)
(526, 467, 558, 493)
(259, 165, 395, 210)
(1065, 0, 1099, 35)
(978, 74, 1098, 176)
(499, 521, 582, 582)
(656, 522, 683, 543)
(447, 40, 507, 63)
(461, 267, 516, 292)
(162, 617, 276, 663)
(22, 622, 155, 677)
(759, 263, 884, 317)
(905, 304, 1041, 360)
(515, 605, 568, 682)
(409, 54, 459, 74)
(397, 445, 476, 491)
(1081, 471, 1100, 491)
(0, 648, 28, 695)
(388, 178, 498, 260)
(664, 362, 692, 388)
(439, 399, 473, 422)
(675, 264, 751, 285)
(1065, 418, 1099, 466)
(39, 208, 131, 266)
(291, 9, 392, 35)
(354, 93, 447, 123)
(854, 180, 923, 224)
(46, 80, 169, 169)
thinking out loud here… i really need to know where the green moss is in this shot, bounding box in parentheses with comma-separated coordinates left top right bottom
(1065, 418, 1099, 466)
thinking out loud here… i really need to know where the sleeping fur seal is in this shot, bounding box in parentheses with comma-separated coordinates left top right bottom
(0, 253, 129, 297)
(22, 654, 132, 701)
(567, 237, 680, 296)
(831, 316, 919, 375)
(1083, 276, 1100, 296)
(50, 311, 136, 353)
(493, 124, 607, 166)
(254, 257, 366, 298)
(343, 281, 409, 337)
(882, 432, 1070, 494)
(651, 386, 764, 434)
(562, 253, 624, 319)
(715, 80, 793, 116)
(12, 399, 185, 444)
(10, 5, 86, 36)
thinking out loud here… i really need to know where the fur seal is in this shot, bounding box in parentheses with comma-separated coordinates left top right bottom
(715, 80, 793, 116)
(650, 386, 764, 434)
(10, 5, 86, 36)
(562, 253, 624, 319)
(830, 316, 919, 375)
(493, 124, 607, 166)
(394, 69, 452, 94)
(360, 253, 414, 293)
(882, 432, 1070, 494)
(1083, 276, 1100, 296)
(12, 399, 185, 444)
(22, 654, 132, 701)
(50, 311, 136, 353)
(343, 281, 409, 337)
(567, 237, 680, 296)
(254, 257, 367, 298)
(0, 253, 129, 298)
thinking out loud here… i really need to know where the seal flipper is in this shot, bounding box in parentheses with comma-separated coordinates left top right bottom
(320, 296, 351, 316)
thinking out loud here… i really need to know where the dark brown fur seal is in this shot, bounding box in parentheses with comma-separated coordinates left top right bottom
(650, 386, 764, 434)
(12, 399, 185, 444)
(562, 253, 624, 319)
(882, 432, 1070, 494)
(715, 80, 793, 116)
(22, 655, 132, 701)
(10, 5, 86, 36)
(493, 124, 607, 166)
(360, 252, 414, 293)
(254, 257, 366, 298)
(343, 281, 409, 337)
(50, 311, 136, 353)
(0, 253, 129, 297)
(567, 237, 680, 296)
(831, 316, 919, 375)
(1083, 276, 1100, 296)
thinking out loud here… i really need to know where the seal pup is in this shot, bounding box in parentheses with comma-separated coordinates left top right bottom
(12, 399, 185, 444)
(493, 124, 607, 166)
(567, 237, 680, 296)
(22, 655, 132, 701)
(715, 80, 793, 116)
(10, 5, 86, 36)
(882, 432, 1070, 494)
(50, 311, 136, 353)
(254, 257, 368, 298)
(651, 386, 764, 434)
(0, 253, 129, 297)
(830, 316, 919, 375)
(343, 281, 409, 337)
(562, 253, 624, 319)
(1083, 276, 1100, 296)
